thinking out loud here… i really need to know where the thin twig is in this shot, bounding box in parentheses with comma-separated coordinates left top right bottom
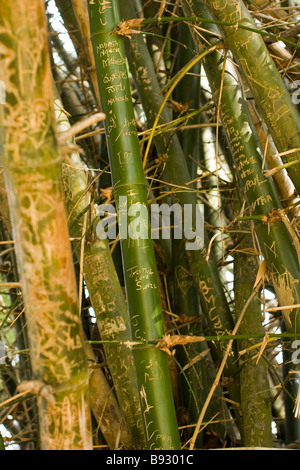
(58, 112, 106, 143)
(189, 281, 262, 450)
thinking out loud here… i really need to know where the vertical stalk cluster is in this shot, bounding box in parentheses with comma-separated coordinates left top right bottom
(180, 0, 300, 337)
(119, 1, 240, 416)
(203, 0, 300, 195)
(0, 0, 92, 449)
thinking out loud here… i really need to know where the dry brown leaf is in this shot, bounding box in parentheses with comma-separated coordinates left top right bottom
(156, 334, 205, 355)
(256, 333, 269, 365)
(254, 259, 267, 289)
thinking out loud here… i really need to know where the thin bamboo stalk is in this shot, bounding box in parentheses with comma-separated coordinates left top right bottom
(0, 0, 92, 449)
(172, 22, 202, 181)
(234, 205, 273, 447)
(87, 0, 181, 450)
(70, 0, 101, 110)
(53, 0, 100, 110)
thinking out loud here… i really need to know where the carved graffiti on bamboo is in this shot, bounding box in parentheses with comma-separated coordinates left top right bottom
(8, 172, 83, 384)
(175, 265, 194, 295)
(89, 0, 112, 26)
(127, 265, 158, 292)
(0, 20, 46, 99)
(221, 102, 275, 214)
(198, 279, 225, 335)
(117, 150, 133, 167)
(115, 116, 138, 141)
(210, 0, 242, 24)
(101, 316, 127, 338)
(97, 40, 120, 59)
(140, 383, 174, 450)
(103, 70, 127, 83)
(43, 390, 90, 449)
(0, 28, 53, 164)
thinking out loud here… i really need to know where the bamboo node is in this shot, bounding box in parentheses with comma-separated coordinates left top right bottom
(114, 19, 143, 38)
(221, 376, 234, 388)
(168, 99, 191, 114)
(262, 208, 284, 225)
(155, 153, 168, 165)
(156, 334, 205, 355)
(177, 313, 199, 325)
(17, 380, 55, 404)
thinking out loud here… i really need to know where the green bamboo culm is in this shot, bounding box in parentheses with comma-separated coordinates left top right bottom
(0, 0, 92, 449)
(87, 0, 181, 450)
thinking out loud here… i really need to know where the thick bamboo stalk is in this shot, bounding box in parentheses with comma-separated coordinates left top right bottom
(0, 0, 92, 449)
(87, 0, 181, 450)
(55, 98, 146, 448)
(203, 0, 300, 195)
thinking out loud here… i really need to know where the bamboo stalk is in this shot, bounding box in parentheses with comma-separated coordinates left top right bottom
(87, 0, 181, 450)
(84, 339, 132, 449)
(0, 0, 92, 449)
(233, 203, 273, 447)
(70, 0, 102, 110)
